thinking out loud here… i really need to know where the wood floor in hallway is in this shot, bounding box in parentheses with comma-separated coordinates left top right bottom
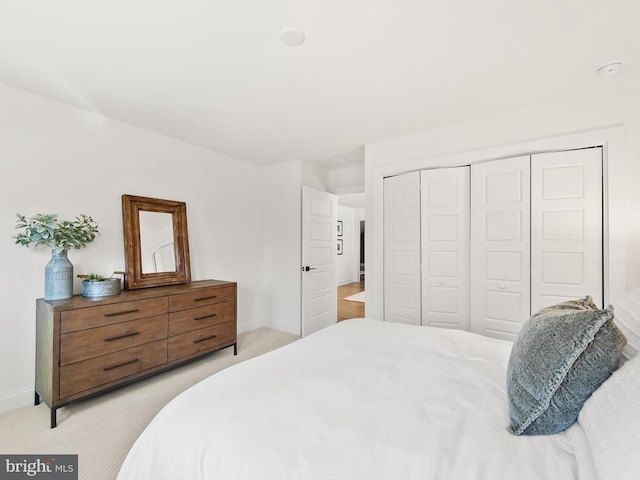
(338, 280, 365, 321)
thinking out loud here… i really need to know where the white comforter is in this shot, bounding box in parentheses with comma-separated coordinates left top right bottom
(118, 319, 595, 480)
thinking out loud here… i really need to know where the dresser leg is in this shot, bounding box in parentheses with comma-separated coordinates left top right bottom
(34, 391, 41, 406)
(50, 407, 58, 429)
(234, 343, 238, 356)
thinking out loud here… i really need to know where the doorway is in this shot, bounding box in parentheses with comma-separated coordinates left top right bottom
(338, 280, 365, 321)
(337, 220, 365, 321)
(302, 147, 365, 329)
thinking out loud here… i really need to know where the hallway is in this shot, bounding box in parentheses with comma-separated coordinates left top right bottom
(337, 280, 365, 321)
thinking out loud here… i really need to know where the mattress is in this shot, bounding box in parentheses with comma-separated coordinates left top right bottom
(118, 318, 596, 479)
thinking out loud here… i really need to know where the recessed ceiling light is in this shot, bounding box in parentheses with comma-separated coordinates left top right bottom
(597, 61, 623, 77)
(280, 27, 305, 47)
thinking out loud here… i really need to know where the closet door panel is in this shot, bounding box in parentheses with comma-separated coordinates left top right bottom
(471, 156, 530, 341)
(384, 172, 421, 325)
(421, 167, 470, 329)
(531, 148, 603, 311)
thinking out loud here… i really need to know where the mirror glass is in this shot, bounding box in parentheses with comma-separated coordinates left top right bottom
(139, 211, 176, 273)
(122, 194, 191, 289)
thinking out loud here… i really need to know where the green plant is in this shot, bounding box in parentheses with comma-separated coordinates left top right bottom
(14, 213, 99, 253)
(84, 273, 106, 282)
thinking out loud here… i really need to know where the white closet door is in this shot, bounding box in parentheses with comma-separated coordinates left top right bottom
(471, 156, 531, 341)
(531, 148, 603, 311)
(384, 171, 421, 325)
(421, 167, 470, 330)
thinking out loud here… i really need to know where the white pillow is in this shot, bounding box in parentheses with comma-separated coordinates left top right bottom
(578, 352, 640, 480)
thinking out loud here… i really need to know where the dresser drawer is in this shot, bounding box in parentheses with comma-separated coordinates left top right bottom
(60, 314, 168, 366)
(168, 286, 235, 312)
(59, 339, 167, 399)
(168, 321, 236, 362)
(168, 302, 235, 337)
(61, 297, 168, 333)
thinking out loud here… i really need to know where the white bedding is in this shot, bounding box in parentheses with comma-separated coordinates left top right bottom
(118, 318, 596, 480)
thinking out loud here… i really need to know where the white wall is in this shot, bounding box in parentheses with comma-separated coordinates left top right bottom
(329, 164, 365, 195)
(301, 160, 329, 191)
(260, 161, 303, 335)
(336, 206, 355, 285)
(365, 81, 640, 320)
(0, 83, 276, 412)
(336, 205, 366, 286)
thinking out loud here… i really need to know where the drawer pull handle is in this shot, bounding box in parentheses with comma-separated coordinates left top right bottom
(194, 313, 217, 321)
(103, 359, 139, 371)
(194, 334, 217, 344)
(104, 331, 140, 342)
(104, 308, 140, 318)
(193, 295, 217, 302)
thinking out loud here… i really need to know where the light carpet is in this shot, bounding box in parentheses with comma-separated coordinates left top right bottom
(344, 291, 365, 302)
(0, 327, 299, 480)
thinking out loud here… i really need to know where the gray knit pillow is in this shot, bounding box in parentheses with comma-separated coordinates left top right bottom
(507, 296, 627, 436)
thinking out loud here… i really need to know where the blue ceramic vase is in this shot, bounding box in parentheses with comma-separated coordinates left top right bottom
(45, 249, 73, 300)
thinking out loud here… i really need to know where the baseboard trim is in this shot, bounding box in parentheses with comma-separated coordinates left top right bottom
(238, 318, 263, 335)
(0, 386, 33, 415)
(262, 319, 300, 336)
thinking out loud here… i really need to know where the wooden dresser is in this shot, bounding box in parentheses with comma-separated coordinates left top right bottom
(35, 279, 237, 428)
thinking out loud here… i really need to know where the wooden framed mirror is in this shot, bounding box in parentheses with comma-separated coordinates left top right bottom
(122, 194, 191, 289)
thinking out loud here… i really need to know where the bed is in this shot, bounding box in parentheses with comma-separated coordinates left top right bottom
(118, 302, 640, 480)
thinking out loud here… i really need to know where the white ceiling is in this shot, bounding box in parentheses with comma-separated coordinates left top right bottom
(314, 147, 364, 170)
(0, 1, 638, 167)
(338, 193, 365, 210)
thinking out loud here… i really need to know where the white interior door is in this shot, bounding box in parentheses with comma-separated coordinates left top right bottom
(383, 171, 421, 325)
(301, 186, 337, 336)
(421, 167, 470, 329)
(471, 156, 531, 341)
(531, 148, 603, 310)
